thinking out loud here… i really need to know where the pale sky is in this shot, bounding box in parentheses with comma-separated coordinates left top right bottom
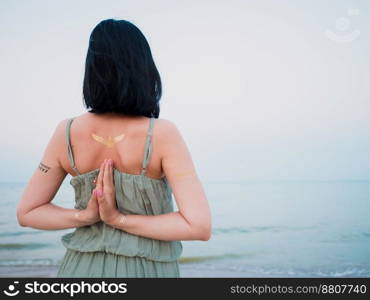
(1, 0, 370, 182)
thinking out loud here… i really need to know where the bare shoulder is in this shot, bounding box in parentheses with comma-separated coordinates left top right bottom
(154, 118, 190, 162)
(154, 118, 183, 141)
(52, 118, 71, 139)
(54, 113, 86, 137)
(47, 117, 80, 151)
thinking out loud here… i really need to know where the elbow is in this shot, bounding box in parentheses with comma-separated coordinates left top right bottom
(17, 215, 27, 227)
(180, 211, 212, 241)
(16, 207, 28, 227)
(17, 214, 27, 227)
(194, 222, 212, 241)
(200, 225, 212, 241)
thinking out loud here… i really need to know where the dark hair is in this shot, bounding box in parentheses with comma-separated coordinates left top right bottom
(83, 19, 162, 118)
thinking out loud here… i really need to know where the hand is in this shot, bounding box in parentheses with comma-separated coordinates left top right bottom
(96, 158, 122, 225)
(78, 187, 101, 225)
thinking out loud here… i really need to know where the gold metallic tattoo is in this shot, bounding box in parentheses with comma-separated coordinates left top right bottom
(38, 162, 51, 173)
(91, 133, 125, 148)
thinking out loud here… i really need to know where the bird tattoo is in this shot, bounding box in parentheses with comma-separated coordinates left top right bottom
(91, 133, 125, 148)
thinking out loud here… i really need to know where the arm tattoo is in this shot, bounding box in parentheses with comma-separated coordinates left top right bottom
(38, 162, 51, 173)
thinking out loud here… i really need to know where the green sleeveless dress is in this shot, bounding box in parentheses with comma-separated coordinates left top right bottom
(56, 116, 183, 277)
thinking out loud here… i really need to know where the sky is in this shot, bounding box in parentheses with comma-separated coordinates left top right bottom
(0, 0, 370, 183)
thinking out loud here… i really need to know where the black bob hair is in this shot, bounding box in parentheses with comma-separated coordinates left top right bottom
(83, 19, 162, 118)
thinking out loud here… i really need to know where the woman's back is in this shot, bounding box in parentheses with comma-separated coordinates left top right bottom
(57, 113, 183, 277)
(60, 112, 164, 179)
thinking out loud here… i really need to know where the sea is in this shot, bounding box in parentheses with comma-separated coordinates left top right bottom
(1, 179, 369, 277)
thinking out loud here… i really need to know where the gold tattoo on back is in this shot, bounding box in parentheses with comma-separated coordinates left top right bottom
(38, 162, 51, 173)
(91, 133, 125, 148)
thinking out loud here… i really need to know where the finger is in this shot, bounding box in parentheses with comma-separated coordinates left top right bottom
(91, 188, 97, 199)
(108, 159, 114, 184)
(103, 159, 114, 190)
(96, 159, 106, 197)
(90, 188, 99, 206)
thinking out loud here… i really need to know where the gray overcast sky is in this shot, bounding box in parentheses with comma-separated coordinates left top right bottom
(1, 0, 370, 183)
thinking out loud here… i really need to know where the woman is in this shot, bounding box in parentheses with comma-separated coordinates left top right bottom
(16, 19, 212, 278)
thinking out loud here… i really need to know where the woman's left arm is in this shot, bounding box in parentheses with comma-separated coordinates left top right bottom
(97, 120, 212, 241)
(16, 119, 97, 230)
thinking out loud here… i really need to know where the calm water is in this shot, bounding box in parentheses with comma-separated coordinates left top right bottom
(1, 179, 369, 277)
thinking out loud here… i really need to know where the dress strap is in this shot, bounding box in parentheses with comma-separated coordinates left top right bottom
(66, 117, 81, 176)
(141, 117, 155, 175)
